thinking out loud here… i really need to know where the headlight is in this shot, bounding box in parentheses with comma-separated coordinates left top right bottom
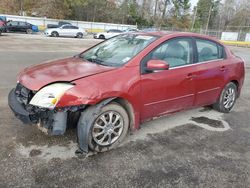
(29, 83, 74, 109)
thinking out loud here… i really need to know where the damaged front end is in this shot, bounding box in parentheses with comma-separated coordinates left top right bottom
(8, 83, 84, 135)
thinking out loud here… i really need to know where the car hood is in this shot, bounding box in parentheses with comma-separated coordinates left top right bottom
(18, 57, 115, 91)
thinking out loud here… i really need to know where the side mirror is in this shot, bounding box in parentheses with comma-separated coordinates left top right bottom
(146, 59, 169, 72)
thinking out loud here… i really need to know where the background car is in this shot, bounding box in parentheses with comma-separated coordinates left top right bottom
(141, 28, 159, 32)
(0, 16, 7, 34)
(47, 21, 72, 28)
(93, 29, 123, 39)
(44, 24, 87, 38)
(6, 21, 39, 34)
(123, 28, 139, 33)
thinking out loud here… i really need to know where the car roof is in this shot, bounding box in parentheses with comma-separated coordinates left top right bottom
(133, 31, 221, 44)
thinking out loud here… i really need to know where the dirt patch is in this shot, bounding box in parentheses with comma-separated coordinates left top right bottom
(191, 116, 225, 128)
(199, 106, 213, 112)
(29, 149, 42, 157)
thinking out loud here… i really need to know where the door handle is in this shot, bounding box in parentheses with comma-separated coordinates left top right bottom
(220, 66, 226, 71)
(186, 73, 196, 80)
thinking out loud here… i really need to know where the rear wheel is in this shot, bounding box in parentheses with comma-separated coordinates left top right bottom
(99, 35, 105, 39)
(26, 29, 32, 34)
(76, 32, 83, 38)
(51, 31, 59, 37)
(213, 82, 237, 113)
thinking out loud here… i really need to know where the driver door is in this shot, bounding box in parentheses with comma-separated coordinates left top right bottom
(140, 37, 196, 120)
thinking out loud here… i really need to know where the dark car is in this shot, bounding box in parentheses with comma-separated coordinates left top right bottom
(6, 21, 38, 34)
(8, 32, 245, 154)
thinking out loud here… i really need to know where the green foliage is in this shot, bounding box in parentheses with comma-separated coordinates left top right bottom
(194, 0, 221, 29)
(167, 0, 191, 29)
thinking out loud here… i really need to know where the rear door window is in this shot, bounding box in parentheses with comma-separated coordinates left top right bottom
(62, 25, 71, 29)
(196, 39, 224, 62)
(8, 21, 18, 26)
(70, 26, 78, 29)
(19, 22, 26, 26)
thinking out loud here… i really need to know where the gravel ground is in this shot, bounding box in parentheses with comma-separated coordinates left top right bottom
(0, 33, 249, 188)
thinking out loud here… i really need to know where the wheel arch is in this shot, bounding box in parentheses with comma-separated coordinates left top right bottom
(230, 79, 239, 88)
(77, 96, 137, 154)
(229, 79, 240, 97)
(76, 32, 83, 37)
(93, 97, 136, 131)
(51, 30, 59, 35)
(111, 97, 136, 131)
(99, 34, 105, 39)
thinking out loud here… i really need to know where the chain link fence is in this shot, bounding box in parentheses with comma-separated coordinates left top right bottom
(139, 26, 250, 42)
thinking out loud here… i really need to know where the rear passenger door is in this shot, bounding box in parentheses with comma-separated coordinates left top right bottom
(69, 26, 79, 36)
(193, 38, 227, 107)
(7, 21, 18, 32)
(18, 22, 29, 32)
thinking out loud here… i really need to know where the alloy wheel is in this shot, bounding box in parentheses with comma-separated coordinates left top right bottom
(223, 87, 236, 109)
(92, 111, 124, 146)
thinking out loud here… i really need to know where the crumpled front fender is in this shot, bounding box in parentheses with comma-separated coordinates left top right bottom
(56, 79, 101, 107)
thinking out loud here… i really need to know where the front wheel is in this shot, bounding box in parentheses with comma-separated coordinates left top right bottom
(51, 31, 59, 37)
(78, 103, 129, 152)
(213, 82, 237, 113)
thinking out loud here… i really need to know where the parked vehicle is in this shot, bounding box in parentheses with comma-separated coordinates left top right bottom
(0, 16, 7, 34)
(8, 32, 245, 154)
(94, 29, 123, 39)
(123, 28, 139, 33)
(47, 21, 72, 29)
(6, 21, 39, 34)
(44, 24, 87, 38)
(142, 28, 159, 32)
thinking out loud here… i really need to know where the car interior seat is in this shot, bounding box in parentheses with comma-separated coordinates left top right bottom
(163, 42, 186, 67)
(199, 47, 214, 62)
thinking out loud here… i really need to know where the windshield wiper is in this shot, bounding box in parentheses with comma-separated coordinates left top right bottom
(86, 58, 109, 66)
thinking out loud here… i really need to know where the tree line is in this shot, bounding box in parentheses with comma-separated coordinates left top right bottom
(0, 0, 249, 30)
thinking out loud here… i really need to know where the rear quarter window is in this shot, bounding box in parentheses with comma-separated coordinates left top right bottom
(196, 39, 224, 62)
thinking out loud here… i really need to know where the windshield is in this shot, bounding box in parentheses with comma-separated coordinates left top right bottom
(80, 34, 158, 67)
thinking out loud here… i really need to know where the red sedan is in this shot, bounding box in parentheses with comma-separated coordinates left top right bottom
(8, 32, 245, 154)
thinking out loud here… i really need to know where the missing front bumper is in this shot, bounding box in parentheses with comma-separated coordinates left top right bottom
(8, 88, 68, 135)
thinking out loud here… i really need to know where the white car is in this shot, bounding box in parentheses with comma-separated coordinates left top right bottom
(44, 24, 87, 38)
(93, 29, 123, 39)
(123, 28, 139, 33)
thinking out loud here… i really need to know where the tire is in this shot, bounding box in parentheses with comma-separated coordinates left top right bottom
(51, 31, 59, 37)
(213, 82, 237, 113)
(26, 29, 32, 34)
(76, 32, 83, 38)
(99, 35, 105, 39)
(78, 102, 129, 152)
